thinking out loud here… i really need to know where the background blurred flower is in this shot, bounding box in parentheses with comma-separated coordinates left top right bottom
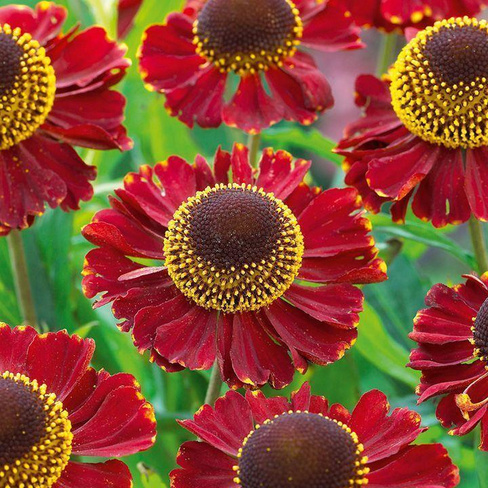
(138, 0, 363, 133)
(82, 145, 386, 389)
(409, 273, 488, 449)
(338, 18, 488, 227)
(0, 2, 131, 235)
(0, 323, 156, 488)
(172, 382, 460, 488)
(346, 0, 486, 32)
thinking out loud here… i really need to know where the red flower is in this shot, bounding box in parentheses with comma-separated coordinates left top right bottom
(0, 324, 156, 488)
(408, 273, 488, 449)
(138, 0, 363, 133)
(346, 0, 486, 32)
(171, 383, 460, 488)
(118, 0, 143, 39)
(0, 2, 131, 234)
(337, 18, 488, 228)
(82, 145, 386, 389)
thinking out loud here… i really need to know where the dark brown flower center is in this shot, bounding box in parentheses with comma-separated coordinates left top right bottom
(0, 24, 56, 151)
(194, 0, 303, 74)
(0, 372, 72, 488)
(164, 183, 304, 313)
(0, 374, 46, 466)
(391, 18, 488, 149)
(473, 297, 488, 360)
(236, 412, 368, 488)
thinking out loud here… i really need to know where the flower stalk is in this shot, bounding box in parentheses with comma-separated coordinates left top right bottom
(6, 231, 37, 327)
(469, 217, 488, 273)
(248, 133, 262, 168)
(204, 361, 223, 406)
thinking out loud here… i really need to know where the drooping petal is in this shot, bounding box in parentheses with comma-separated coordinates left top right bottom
(55, 461, 132, 488)
(0, 324, 37, 374)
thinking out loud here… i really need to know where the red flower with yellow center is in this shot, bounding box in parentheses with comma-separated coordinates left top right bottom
(171, 383, 460, 488)
(82, 145, 387, 389)
(0, 324, 156, 488)
(346, 0, 486, 32)
(138, 0, 363, 133)
(338, 17, 488, 227)
(0, 2, 131, 234)
(409, 273, 488, 449)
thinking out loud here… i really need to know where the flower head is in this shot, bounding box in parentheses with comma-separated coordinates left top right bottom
(409, 273, 488, 449)
(346, 0, 486, 32)
(171, 383, 460, 487)
(337, 17, 488, 227)
(138, 0, 363, 133)
(82, 145, 386, 389)
(0, 324, 156, 487)
(0, 2, 131, 234)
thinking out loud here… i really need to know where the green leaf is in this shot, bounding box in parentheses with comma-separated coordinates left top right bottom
(355, 303, 420, 389)
(261, 127, 343, 166)
(139, 464, 168, 488)
(370, 213, 476, 268)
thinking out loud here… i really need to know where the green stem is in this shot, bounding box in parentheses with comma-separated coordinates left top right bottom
(7, 231, 37, 327)
(248, 133, 262, 168)
(376, 34, 397, 76)
(204, 361, 223, 406)
(469, 216, 488, 273)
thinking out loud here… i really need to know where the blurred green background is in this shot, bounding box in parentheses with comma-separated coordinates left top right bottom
(0, 0, 485, 486)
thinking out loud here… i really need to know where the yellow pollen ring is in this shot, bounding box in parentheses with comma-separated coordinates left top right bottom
(0, 24, 56, 150)
(192, 0, 303, 75)
(0, 371, 72, 488)
(164, 182, 304, 314)
(390, 17, 488, 149)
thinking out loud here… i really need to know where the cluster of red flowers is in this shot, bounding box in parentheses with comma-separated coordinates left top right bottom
(3, 0, 488, 486)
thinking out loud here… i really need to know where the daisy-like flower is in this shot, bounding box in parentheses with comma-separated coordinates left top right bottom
(0, 324, 156, 488)
(408, 273, 488, 449)
(337, 17, 488, 228)
(118, 0, 143, 39)
(171, 382, 460, 488)
(138, 0, 363, 133)
(346, 0, 486, 32)
(0, 2, 131, 234)
(82, 145, 387, 389)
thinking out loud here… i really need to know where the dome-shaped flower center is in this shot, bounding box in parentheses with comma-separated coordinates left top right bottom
(235, 412, 369, 488)
(390, 17, 488, 149)
(0, 371, 72, 488)
(0, 24, 56, 150)
(473, 297, 488, 361)
(164, 183, 304, 313)
(193, 0, 303, 74)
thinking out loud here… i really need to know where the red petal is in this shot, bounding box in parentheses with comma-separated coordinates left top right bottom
(171, 441, 236, 488)
(284, 282, 363, 327)
(0, 3, 66, 45)
(55, 460, 132, 488)
(0, 324, 36, 374)
(178, 391, 253, 456)
(465, 147, 488, 222)
(230, 143, 253, 184)
(222, 74, 284, 133)
(53, 27, 129, 89)
(117, 0, 143, 39)
(245, 390, 291, 424)
(367, 444, 459, 488)
(256, 149, 310, 200)
(25, 330, 94, 402)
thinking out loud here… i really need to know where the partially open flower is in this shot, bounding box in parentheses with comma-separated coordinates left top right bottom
(0, 324, 156, 487)
(138, 0, 363, 133)
(82, 145, 386, 389)
(171, 383, 460, 488)
(346, 0, 486, 33)
(338, 17, 488, 227)
(409, 273, 488, 449)
(0, 2, 132, 234)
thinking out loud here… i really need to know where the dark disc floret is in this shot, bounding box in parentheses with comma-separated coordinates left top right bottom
(193, 0, 303, 74)
(164, 182, 304, 313)
(0, 32, 23, 98)
(0, 374, 46, 466)
(236, 412, 368, 488)
(473, 297, 488, 360)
